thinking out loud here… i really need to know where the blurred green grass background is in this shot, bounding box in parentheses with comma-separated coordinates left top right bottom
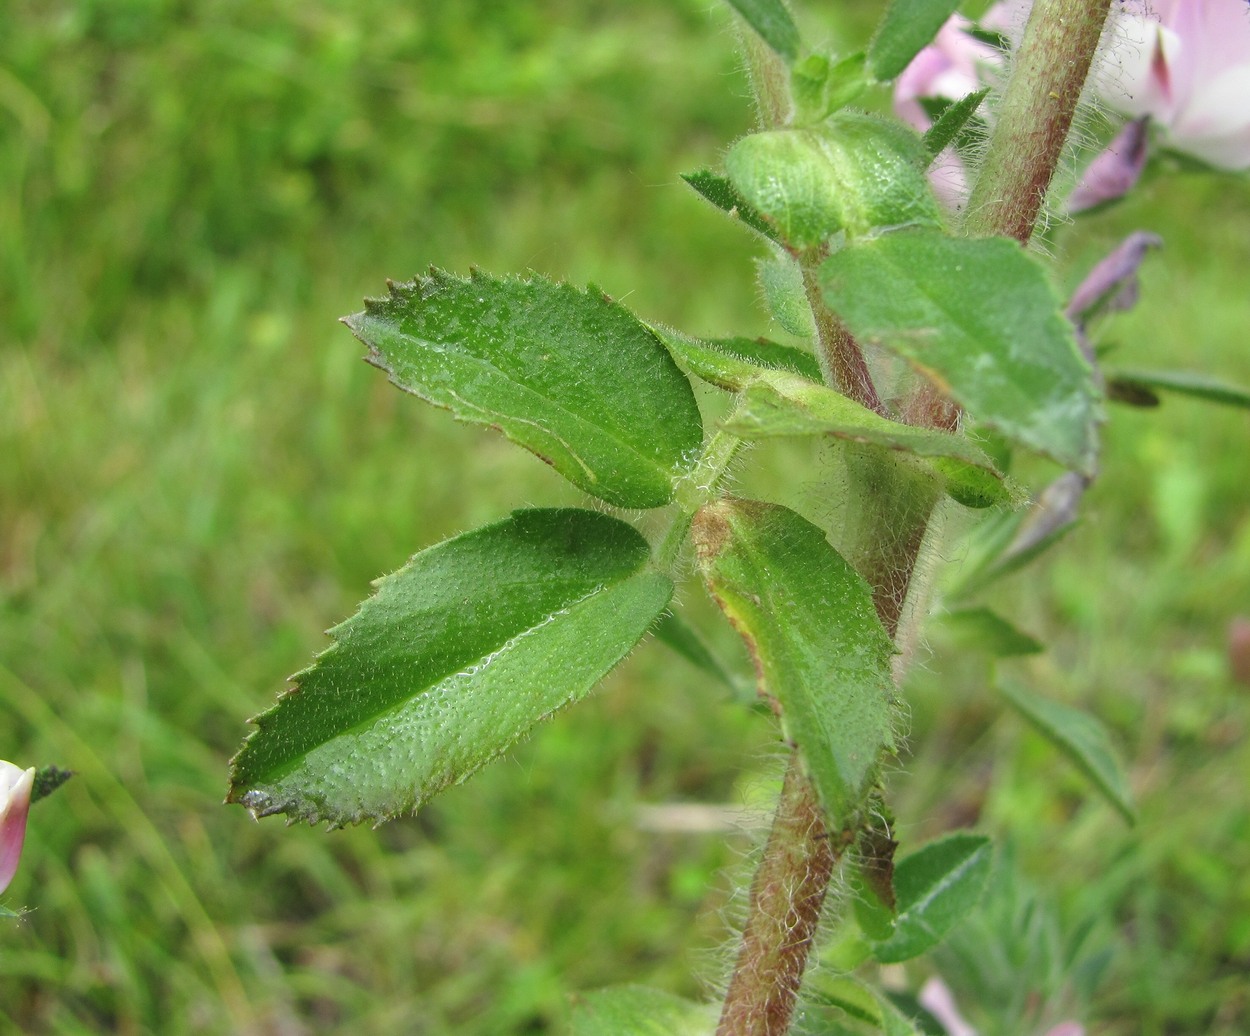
(2, 1, 1247, 1032)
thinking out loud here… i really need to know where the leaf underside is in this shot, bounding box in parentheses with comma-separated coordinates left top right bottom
(650, 326, 823, 390)
(344, 269, 704, 509)
(228, 508, 672, 827)
(692, 498, 896, 824)
(722, 369, 1013, 507)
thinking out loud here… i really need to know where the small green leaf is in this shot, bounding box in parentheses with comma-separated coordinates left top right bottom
(821, 229, 1100, 473)
(998, 679, 1136, 823)
(653, 611, 752, 700)
(807, 975, 924, 1035)
(724, 0, 801, 62)
(345, 269, 703, 509)
(938, 607, 1043, 657)
(721, 370, 1013, 507)
(868, 0, 963, 81)
(872, 832, 992, 963)
(791, 51, 870, 122)
(569, 985, 716, 1036)
(651, 327, 822, 390)
(756, 252, 816, 338)
(692, 499, 897, 824)
(726, 115, 941, 250)
(228, 509, 672, 827)
(921, 88, 990, 158)
(682, 170, 781, 243)
(1106, 369, 1250, 410)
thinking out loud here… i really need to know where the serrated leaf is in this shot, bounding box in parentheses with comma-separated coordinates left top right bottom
(1106, 369, 1250, 410)
(681, 170, 781, 243)
(344, 270, 703, 509)
(692, 499, 896, 824)
(872, 832, 992, 963)
(721, 370, 1013, 507)
(653, 611, 752, 700)
(921, 88, 990, 158)
(726, 115, 941, 250)
(228, 509, 672, 827)
(868, 0, 963, 81)
(650, 326, 822, 391)
(569, 985, 716, 1036)
(998, 679, 1136, 823)
(821, 229, 1100, 473)
(938, 607, 1043, 656)
(724, 0, 801, 62)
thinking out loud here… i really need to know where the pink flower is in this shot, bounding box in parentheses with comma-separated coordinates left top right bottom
(919, 978, 1086, 1036)
(0, 761, 35, 895)
(1100, 0, 1250, 169)
(1067, 118, 1150, 212)
(893, 16, 1005, 209)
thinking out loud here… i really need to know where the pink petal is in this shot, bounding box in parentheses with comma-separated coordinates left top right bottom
(0, 762, 35, 895)
(1067, 117, 1151, 212)
(918, 977, 979, 1036)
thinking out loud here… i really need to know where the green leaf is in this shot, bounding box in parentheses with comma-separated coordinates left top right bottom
(937, 607, 1043, 657)
(682, 170, 781, 243)
(756, 252, 816, 338)
(228, 509, 672, 827)
(872, 832, 992, 963)
(344, 269, 703, 509)
(1106, 369, 1250, 410)
(868, 0, 963, 81)
(650, 327, 823, 391)
(921, 88, 990, 158)
(821, 229, 1100, 473)
(569, 985, 716, 1036)
(725, 115, 941, 249)
(721, 370, 1014, 507)
(692, 499, 896, 824)
(807, 975, 923, 1035)
(791, 51, 869, 123)
(875, 0, 960, 80)
(724, 0, 801, 62)
(653, 611, 752, 700)
(998, 679, 1136, 823)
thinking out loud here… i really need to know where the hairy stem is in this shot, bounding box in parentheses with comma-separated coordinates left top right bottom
(716, 759, 842, 1036)
(965, 0, 1114, 243)
(716, 3, 1115, 1033)
(801, 269, 886, 416)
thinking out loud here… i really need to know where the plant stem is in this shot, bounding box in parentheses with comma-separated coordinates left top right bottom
(716, 2, 1115, 1033)
(715, 759, 842, 1036)
(965, 0, 1114, 243)
(801, 269, 886, 416)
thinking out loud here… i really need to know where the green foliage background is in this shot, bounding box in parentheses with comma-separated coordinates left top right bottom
(2, 1, 1247, 1032)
